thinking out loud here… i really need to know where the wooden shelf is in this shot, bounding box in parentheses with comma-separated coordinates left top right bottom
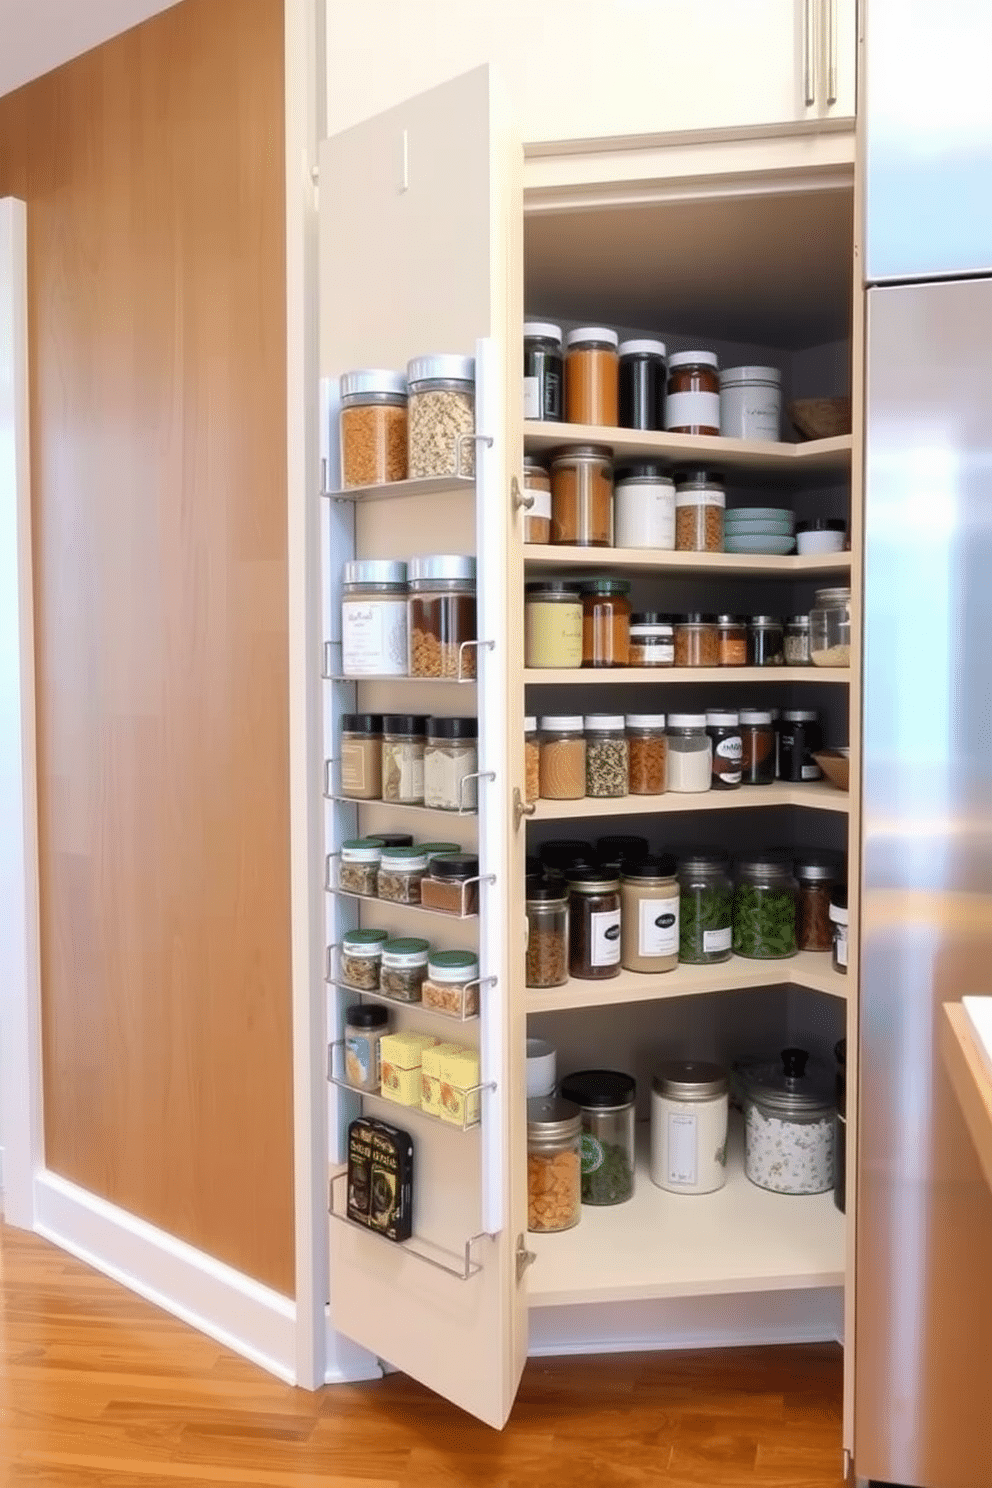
(525, 952, 848, 1015)
(523, 422, 852, 484)
(527, 1120, 845, 1307)
(524, 666, 849, 686)
(524, 544, 851, 578)
(530, 781, 846, 820)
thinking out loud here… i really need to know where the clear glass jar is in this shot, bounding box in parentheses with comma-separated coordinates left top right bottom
(674, 613, 720, 667)
(380, 937, 430, 1001)
(620, 855, 680, 974)
(523, 322, 563, 424)
(524, 716, 539, 804)
(667, 714, 712, 793)
(564, 326, 619, 426)
(739, 709, 776, 786)
(718, 365, 782, 441)
(345, 1004, 390, 1091)
(408, 555, 477, 679)
(420, 852, 479, 916)
(733, 856, 799, 959)
(650, 1062, 729, 1194)
(778, 709, 823, 783)
(523, 457, 552, 543)
(794, 856, 841, 952)
(784, 613, 812, 666)
(749, 615, 784, 667)
(567, 870, 621, 980)
(339, 712, 383, 800)
(706, 709, 742, 790)
(338, 837, 384, 897)
(340, 927, 389, 990)
(538, 715, 586, 800)
(738, 1048, 834, 1195)
(584, 714, 629, 798)
(525, 581, 583, 669)
(526, 879, 570, 988)
(830, 887, 849, 973)
(666, 351, 720, 435)
(674, 473, 725, 552)
(626, 714, 667, 795)
(677, 852, 734, 964)
(550, 444, 613, 547)
(341, 559, 408, 678)
(339, 369, 407, 488)
(381, 714, 427, 804)
(423, 716, 478, 811)
(559, 1070, 636, 1206)
(581, 578, 631, 667)
(629, 612, 674, 667)
(377, 847, 429, 905)
(619, 340, 667, 432)
(422, 950, 480, 1017)
(716, 614, 748, 667)
(406, 354, 475, 477)
(527, 1096, 582, 1233)
(810, 586, 852, 667)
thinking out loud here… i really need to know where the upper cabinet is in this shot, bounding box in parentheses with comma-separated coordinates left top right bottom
(325, 0, 856, 147)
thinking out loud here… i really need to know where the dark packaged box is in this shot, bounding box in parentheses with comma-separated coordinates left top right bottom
(346, 1116, 414, 1242)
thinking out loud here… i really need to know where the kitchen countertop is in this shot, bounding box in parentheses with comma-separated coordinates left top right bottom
(942, 1000, 992, 1194)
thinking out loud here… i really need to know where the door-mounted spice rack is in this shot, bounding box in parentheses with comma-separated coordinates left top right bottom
(327, 1042, 494, 1133)
(325, 853, 491, 920)
(323, 758, 493, 818)
(328, 1169, 488, 1281)
(324, 946, 493, 1025)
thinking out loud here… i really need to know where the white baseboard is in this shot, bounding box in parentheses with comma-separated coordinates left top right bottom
(34, 1171, 298, 1383)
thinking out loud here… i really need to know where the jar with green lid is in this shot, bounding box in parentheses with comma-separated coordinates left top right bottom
(620, 856, 680, 974)
(525, 582, 583, 668)
(678, 853, 733, 964)
(338, 838, 385, 897)
(527, 1096, 582, 1233)
(377, 847, 429, 905)
(420, 841, 461, 861)
(733, 855, 798, 959)
(345, 1004, 390, 1091)
(380, 938, 430, 1002)
(406, 354, 475, 478)
(340, 928, 389, 990)
(422, 950, 480, 1018)
(581, 578, 631, 667)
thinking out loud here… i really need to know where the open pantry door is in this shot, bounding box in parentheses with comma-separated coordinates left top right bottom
(318, 68, 528, 1428)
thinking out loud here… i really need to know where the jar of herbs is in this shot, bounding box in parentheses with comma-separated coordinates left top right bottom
(581, 578, 631, 668)
(706, 709, 743, 790)
(408, 555, 477, 679)
(584, 715, 629, 798)
(339, 369, 408, 488)
(380, 938, 430, 1001)
(628, 612, 675, 667)
(739, 710, 776, 786)
(567, 870, 621, 980)
(381, 715, 427, 804)
(406, 354, 475, 478)
(667, 715, 712, 793)
(626, 715, 667, 795)
(733, 856, 798, 959)
(377, 846, 429, 905)
(749, 615, 784, 667)
(559, 1070, 636, 1206)
(795, 855, 841, 952)
(423, 716, 479, 812)
(674, 473, 725, 552)
(339, 713, 383, 800)
(526, 878, 570, 989)
(677, 852, 734, 964)
(338, 838, 384, 897)
(620, 856, 680, 974)
(539, 716, 587, 800)
(550, 444, 613, 547)
(340, 927, 389, 990)
(564, 327, 619, 425)
(523, 322, 563, 423)
(524, 581, 583, 669)
(341, 560, 409, 678)
(522, 457, 552, 543)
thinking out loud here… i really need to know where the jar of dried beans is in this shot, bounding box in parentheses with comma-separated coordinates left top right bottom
(524, 717, 539, 804)
(381, 715, 427, 804)
(674, 472, 725, 552)
(406, 354, 475, 478)
(523, 457, 552, 543)
(564, 327, 619, 426)
(665, 351, 720, 435)
(539, 716, 586, 800)
(674, 613, 719, 668)
(584, 715, 629, 799)
(580, 578, 631, 667)
(550, 444, 613, 546)
(620, 856, 680, 974)
(794, 856, 841, 953)
(527, 1096, 582, 1233)
(339, 369, 407, 488)
(526, 879, 569, 989)
(408, 555, 477, 679)
(739, 710, 776, 786)
(626, 714, 667, 795)
(340, 928, 389, 990)
(706, 709, 743, 790)
(568, 870, 622, 980)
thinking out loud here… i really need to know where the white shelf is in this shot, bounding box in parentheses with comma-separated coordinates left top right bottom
(524, 666, 849, 686)
(523, 422, 852, 484)
(530, 781, 847, 820)
(323, 474, 474, 504)
(525, 951, 847, 1014)
(524, 544, 851, 577)
(527, 1120, 845, 1307)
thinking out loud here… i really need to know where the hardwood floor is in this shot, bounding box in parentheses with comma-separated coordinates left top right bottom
(0, 1221, 846, 1485)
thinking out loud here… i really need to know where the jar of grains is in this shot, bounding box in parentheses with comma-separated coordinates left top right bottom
(522, 457, 552, 543)
(810, 587, 852, 667)
(340, 928, 389, 991)
(524, 581, 583, 669)
(618, 340, 667, 431)
(341, 559, 408, 678)
(527, 1096, 582, 1233)
(620, 856, 680, 974)
(733, 855, 798, 959)
(559, 1070, 636, 1206)
(674, 472, 725, 552)
(718, 365, 782, 441)
(706, 709, 743, 790)
(408, 555, 477, 679)
(665, 351, 720, 435)
(629, 612, 675, 667)
(380, 937, 430, 1002)
(677, 852, 734, 964)
(749, 615, 784, 667)
(794, 855, 841, 953)
(739, 710, 776, 786)
(338, 838, 384, 897)
(538, 715, 586, 800)
(564, 327, 619, 426)
(830, 887, 849, 973)
(406, 354, 475, 478)
(550, 445, 613, 546)
(581, 578, 631, 667)
(650, 1061, 729, 1194)
(381, 714, 427, 804)
(613, 464, 676, 549)
(377, 846, 429, 906)
(422, 950, 480, 1018)
(667, 714, 712, 793)
(567, 871, 622, 980)
(584, 715, 629, 798)
(420, 853, 479, 917)
(523, 322, 563, 423)
(674, 613, 719, 668)
(716, 614, 748, 667)
(626, 714, 668, 795)
(339, 713, 383, 801)
(345, 1004, 391, 1092)
(339, 369, 407, 488)
(778, 709, 823, 782)
(784, 614, 812, 666)
(526, 878, 570, 989)
(524, 717, 539, 804)
(738, 1048, 834, 1195)
(423, 716, 478, 812)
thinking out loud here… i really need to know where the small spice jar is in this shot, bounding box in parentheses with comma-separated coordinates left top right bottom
(739, 709, 776, 786)
(650, 1062, 729, 1194)
(341, 560, 408, 678)
(340, 928, 389, 990)
(524, 716, 539, 804)
(733, 856, 798, 959)
(718, 365, 782, 442)
(380, 937, 430, 1001)
(613, 464, 676, 550)
(620, 855, 680, 974)
(381, 714, 427, 804)
(338, 838, 384, 897)
(674, 472, 725, 552)
(559, 1070, 636, 1206)
(665, 351, 720, 435)
(626, 714, 667, 795)
(667, 714, 712, 793)
(677, 852, 734, 964)
(339, 713, 383, 800)
(706, 709, 743, 790)
(749, 615, 784, 667)
(784, 614, 812, 666)
(423, 716, 479, 812)
(618, 339, 667, 430)
(420, 853, 480, 917)
(564, 327, 619, 425)
(629, 612, 675, 667)
(567, 870, 621, 980)
(406, 354, 475, 478)
(538, 715, 587, 800)
(584, 715, 629, 798)
(526, 878, 570, 989)
(581, 578, 631, 667)
(716, 614, 748, 667)
(523, 322, 563, 423)
(422, 950, 480, 1017)
(794, 855, 841, 953)
(550, 444, 613, 547)
(527, 1096, 582, 1233)
(778, 709, 823, 782)
(830, 887, 849, 973)
(344, 1004, 391, 1092)
(522, 457, 552, 543)
(339, 369, 408, 488)
(377, 846, 429, 905)
(524, 581, 583, 669)
(408, 555, 477, 679)
(810, 586, 851, 667)
(674, 613, 719, 668)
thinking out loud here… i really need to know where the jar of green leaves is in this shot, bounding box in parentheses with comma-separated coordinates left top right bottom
(678, 852, 734, 964)
(732, 854, 798, 959)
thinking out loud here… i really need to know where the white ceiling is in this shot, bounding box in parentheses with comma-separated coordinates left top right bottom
(0, 0, 181, 98)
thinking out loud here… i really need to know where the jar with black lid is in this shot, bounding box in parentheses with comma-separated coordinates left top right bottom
(618, 339, 666, 431)
(339, 713, 384, 801)
(567, 869, 621, 980)
(523, 321, 563, 422)
(420, 852, 480, 916)
(345, 1004, 390, 1092)
(620, 855, 680, 974)
(540, 839, 595, 876)
(596, 834, 650, 867)
(371, 832, 414, 850)
(559, 1070, 636, 1206)
(779, 709, 823, 782)
(526, 878, 570, 989)
(629, 612, 675, 668)
(382, 714, 428, 804)
(749, 615, 784, 667)
(706, 709, 743, 790)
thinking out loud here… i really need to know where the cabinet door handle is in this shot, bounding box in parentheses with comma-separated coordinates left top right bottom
(826, 0, 838, 105)
(803, 0, 816, 106)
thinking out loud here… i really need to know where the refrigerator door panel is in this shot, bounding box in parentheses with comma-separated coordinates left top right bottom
(858, 278, 992, 1487)
(864, 0, 992, 283)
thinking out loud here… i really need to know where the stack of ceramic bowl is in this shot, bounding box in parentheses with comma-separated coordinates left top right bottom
(724, 506, 795, 555)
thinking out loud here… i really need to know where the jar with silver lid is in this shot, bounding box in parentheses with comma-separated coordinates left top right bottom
(737, 1047, 835, 1195)
(749, 615, 784, 667)
(406, 354, 475, 478)
(784, 614, 812, 666)
(527, 1096, 582, 1233)
(408, 554, 477, 679)
(339, 369, 407, 488)
(341, 559, 408, 677)
(650, 1061, 729, 1194)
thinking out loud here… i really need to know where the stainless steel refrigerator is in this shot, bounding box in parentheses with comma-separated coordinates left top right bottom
(859, 2, 992, 1484)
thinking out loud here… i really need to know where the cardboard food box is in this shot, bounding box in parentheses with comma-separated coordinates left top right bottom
(420, 1041, 464, 1117)
(379, 1031, 437, 1107)
(346, 1116, 413, 1242)
(439, 1046, 481, 1128)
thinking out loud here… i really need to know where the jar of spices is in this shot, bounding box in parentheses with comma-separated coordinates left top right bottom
(526, 878, 570, 989)
(667, 714, 712, 793)
(339, 713, 383, 800)
(665, 351, 720, 435)
(626, 715, 668, 795)
(338, 838, 384, 897)
(784, 614, 812, 666)
(733, 856, 798, 959)
(564, 327, 619, 426)
(340, 928, 389, 990)
(381, 715, 427, 804)
(584, 715, 629, 798)
(618, 340, 667, 431)
(613, 464, 676, 550)
(620, 856, 680, 974)
(810, 586, 852, 667)
(422, 950, 480, 1018)
(567, 870, 621, 980)
(406, 354, 475, 478)
(674, 613, 719, 668)
(830, 887, 849, 973)
(778, 709, 823, 782)
(677, 852, 734, 964)
(538, 716, 586, 800)
(339, 369, 408, 488)
(524, 581, 583, 669)
(522, 458, 552, 543)
(423, 716, 478, 812)
(794, 855, 841, 952)
(380, 937, 430, 1002)
(524, 717, 539, 804)
(550, 445, 613, 547)
(341, 560, 409, 678)
(420, 852, 480, 917)
(527, 1096, 582, 1233)
(650, 1062, 729, 1194)
(408, 555, 477, 679)
(718, 365, 782, 442)
(559, 1070, 636, 1206)
(345, 1004, 391, 1092)
(523, 322, 563, 423)
(706, 709, 743, 790)
(749, 615, 784, 667)
(739, 710, 776, 786)
(716, 615, 748, 667)
(629, 612, 675, 667)
(377, 846, 429, 905)
(581, 578, 631, 667)
(674, 473, 725, 552)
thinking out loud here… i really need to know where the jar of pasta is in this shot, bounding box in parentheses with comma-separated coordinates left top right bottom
(339, 369, 407, 488)
(580, 578, 631, 667)
(626, 715, 667, 795)
(408, 555, 477, 679)
(524, 717, 539, 804)
(550, 445, 613, 547)
(527, 1097, 582, 1233)
(564, 327, 619, 425)
(406, 354, 475, 478)
(526, 879, 570, 989)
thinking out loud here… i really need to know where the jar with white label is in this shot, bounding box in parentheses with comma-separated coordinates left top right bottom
(381, 715, 427, 804)
(423, 716, 478, 811)
(706, 709, 742, 790)
(629, 612, 675, 667)
(567, 870, 621, 980)
(523, 457, 552, 543)
(674, 473, 725, 553)
(650, 1062, 729, 1194)
(830, 887, 849, 974)
(666, 351, 720, 435)
(523, 322, 563, 423)
(613, 464, 676, 550)
(620, 856, 680, 974)
(341, 560, 408, 677)
(345, 1004, 390, 1092)
(677, 852, 734, 964)
(718, 365, 782, 442)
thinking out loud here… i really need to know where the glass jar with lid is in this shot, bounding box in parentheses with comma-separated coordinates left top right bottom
(629, 612, 675, 667)
(408, 554, 477, 679)
(706, 709, 743, 790)
(538, 716, 586, 800)
(618, 340, 667, 431)
(522, 457, 552, 543)
(830, 887, 849, 973)
(778, 709, 823, 783)
(345, 1004, 391, 1092)
(564, 327, 619, 425)
(739, 710, 776, 786)
(794, 854, 842, 952)
(527, 1096, 582, 1233)
(377, 846, 430, 905)
(810, 586, 851, 667)
(716, 614, 748, 667)
(423, 716, 478, 811)
(584, 715, 629, 798)
(523, 322, 563, 423)
(559, 1070, 636, 1206)
(380, 937, 430, 1002)
(567, 870, 621, 980)
(733, 855, 799, 959)
(665, 351, 720, 435)
(613, 463, 676, 549)
(677, 852, 734, 964)
(718, 365, 782, 441)
(341, 559, 408, 678)
(406, 354, 475, 478)
(338, 837, 384, 897)
(784, 614, 812, 666)
(381, 714, 427, 804)
(525, 581, 583, 669)
(738, 1048, 834, 1194)
(674, 614, 719, 668)
(339, 713, 383, 801)
(667, 714, 712, 793)
(581, 578, 631, 667)
(626, 715, 667, 795)
(620, 855, 680, 974)
(650, 1061, 729, 1194)
(339, 369, 408, 488)
(526, 878, 570, 989)
(749, 615, 784, 667)
(524, 716, 539, 804)
(550, 444, 613, 547)
(420, 852, 480, 916)
(340, 927, 389, 990)
(674, 473, 725, 552)
(422, 950, 480, 1017)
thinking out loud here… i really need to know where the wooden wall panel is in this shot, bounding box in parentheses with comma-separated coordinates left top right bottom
(0, 0, 294, 1295)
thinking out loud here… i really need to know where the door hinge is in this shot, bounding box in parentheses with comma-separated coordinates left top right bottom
(516, 1233, 536, 1283)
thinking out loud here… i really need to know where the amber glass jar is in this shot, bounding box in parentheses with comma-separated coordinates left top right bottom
(564, 327, 619, 425)
(580, 578, 631, 667)
(673, 614, 719, 667)
(550, 445, 613, 546)
(523, 458, 552, 544)
(568, 870, 622, 980)
(665, 351, 720, 435)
